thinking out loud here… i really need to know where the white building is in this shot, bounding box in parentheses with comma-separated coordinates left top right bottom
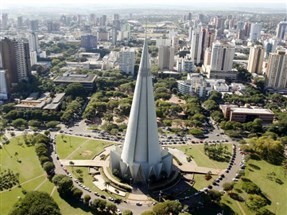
(176, 58, 196, 72)
(118, 47, 135, 75)
(247, 45, 264, 74)
(266, 49, 287, 89)
(156, 38, 172, 47)
(30, 51, 37, 66)
(0, 70, 8, 100)
(210, 41, 235, 72)
(28, 32, 39, 53)
(249, 23, 262, 41)
(158, 46, 174, 70)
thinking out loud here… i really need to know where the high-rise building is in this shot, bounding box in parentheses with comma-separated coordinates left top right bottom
(100, 15, 107, 26)
(215, 16, 225, 31)
(247, 45, 264, 74)
(177, 58, 196, 73)
(89, 14, 96, 26)
(0, 38, 31, 91)
(17, 16, 23, 29)
(118, 47, 135, 75)
(244, 22, 251, 38)
(30, 20, 39, 31)
(158, 46, 174, 70)
(110, 39, 172, 184)
(30, 51, 37, 66)
(28, 32, 39, 53)
(113, 14, 120, 20)
(47, 21, 60, 33)
(210, 41, 235, 72)
(188, 27, 193, 42)
(1, 13, 8, 30)
(111, 28, 117, 45)
(80, 34, 97, 50)
(190, 26, 203, 65)
(97, 29, 109, 41)
(266, 49, 287, 89)
(249, 23, 262, 41)
(0, 70, 8, 100)
(276, 21, 287, 40)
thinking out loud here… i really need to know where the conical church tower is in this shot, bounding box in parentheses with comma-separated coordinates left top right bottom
(110, 39, 172, 184)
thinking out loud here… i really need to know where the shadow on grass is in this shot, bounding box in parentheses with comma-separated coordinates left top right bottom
(249, 164, 261, 170)
(58, 194, 108, 215)
(250, 154, 261, 161)
(192, 202, 236, 215)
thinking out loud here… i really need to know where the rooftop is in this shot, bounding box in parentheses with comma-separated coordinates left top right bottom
(231, 108, 274, 115)
(54, 73, 97, 83)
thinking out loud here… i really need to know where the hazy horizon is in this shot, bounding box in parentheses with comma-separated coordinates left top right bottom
(1, 0, 287, 8)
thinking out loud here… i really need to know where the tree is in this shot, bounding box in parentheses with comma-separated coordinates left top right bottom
(152, 200, 182, 215)
(71, 187, 83, 200)
(35, 143, 48, 157)
(28, 120, 41, 128)
(122, 210, 133, 215)
(43, 162, 55, 174)
(12, 118, 28, 129)
(141, 211, 155, 215)
(246, 195, 268, 210)
(9, 191, 61, 215)
(46, 121, 59, 128)
(189, 128, 203, 136)
(208, 189, 222, 202)
(52, 174, 73, 196)
(65, 83, 86, 98)
(222, 182, 234, 192)
(242, 181, 261, 194)
(106, 202, 117, 213)
(203, 100, 218, 111)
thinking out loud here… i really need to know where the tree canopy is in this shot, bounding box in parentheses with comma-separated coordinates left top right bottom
(9, 191, 61, 215)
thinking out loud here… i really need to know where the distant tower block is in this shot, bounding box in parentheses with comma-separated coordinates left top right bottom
(110, 39, 173, 184)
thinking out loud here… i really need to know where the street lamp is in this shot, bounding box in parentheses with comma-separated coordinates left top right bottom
(159, 190, 162, 202)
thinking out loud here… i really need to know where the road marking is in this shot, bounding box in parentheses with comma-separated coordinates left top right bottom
(64, 139, 91, 159)
(50, 186, 57, 196)
(33, 178, 47, 191)
(0, 174, 46, 194)
(236, 201, 247, 215)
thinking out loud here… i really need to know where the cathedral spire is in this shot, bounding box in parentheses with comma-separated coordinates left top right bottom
(110, 39, 172, 183)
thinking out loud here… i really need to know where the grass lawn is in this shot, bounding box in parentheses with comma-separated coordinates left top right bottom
(0, 136, 44, 182)
(177, 144, 232, 169)
(0, 135, 93, 215)
(55, 135, 113, 160)
(0, 136, 48, 214)
(193, 174, 212, 191)
(215, 158, 287, 215)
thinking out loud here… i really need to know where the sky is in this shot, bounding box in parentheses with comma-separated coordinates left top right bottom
(1, 0, 286, 5)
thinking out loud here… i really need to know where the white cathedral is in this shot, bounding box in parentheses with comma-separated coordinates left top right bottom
(110, 39, 173, 184)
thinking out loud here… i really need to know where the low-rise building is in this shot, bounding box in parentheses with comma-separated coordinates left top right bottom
(15, 92, 65, 110)
(53, 72, 97, 91)
(220, 104, 274, 123)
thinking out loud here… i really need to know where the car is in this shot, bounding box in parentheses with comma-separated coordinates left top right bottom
(136, 202, 142, 206)
(100, 195, 106, 199)
(232, 178, 239, 181)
